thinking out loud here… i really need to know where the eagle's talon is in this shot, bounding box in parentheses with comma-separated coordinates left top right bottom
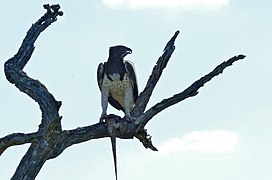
(125, 115, 137, 122)
(99, 114, 108, 123)
(99, 117, 104, 123)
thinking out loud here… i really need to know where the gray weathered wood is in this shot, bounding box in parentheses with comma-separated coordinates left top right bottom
(1, 4, 245, 180)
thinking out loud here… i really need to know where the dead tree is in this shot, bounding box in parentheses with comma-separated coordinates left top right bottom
(0, 4, 245, 180)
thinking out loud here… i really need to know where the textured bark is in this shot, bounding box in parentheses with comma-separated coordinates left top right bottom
(0, 4, 246, 180)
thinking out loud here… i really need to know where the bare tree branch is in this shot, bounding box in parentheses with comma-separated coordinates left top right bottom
(1, 4, 246, 180)
(4, 4, 63, 134)
(0, 132, 40, 156)
(135, 54, 246, 129)
(4, 4, 64, 179)
(132, 30, 180, 117)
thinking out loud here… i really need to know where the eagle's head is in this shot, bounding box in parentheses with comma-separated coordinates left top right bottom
(109, 45, 132, 59)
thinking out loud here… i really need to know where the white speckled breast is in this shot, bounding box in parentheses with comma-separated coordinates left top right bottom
(103, 73, 134, 111)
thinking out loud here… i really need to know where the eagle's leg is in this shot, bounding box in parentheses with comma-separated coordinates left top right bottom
(100, 86, 109, 122)
(124, 87, 136, 122)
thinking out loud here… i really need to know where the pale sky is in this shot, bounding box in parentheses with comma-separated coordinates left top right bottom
(0, 0, 271, 179)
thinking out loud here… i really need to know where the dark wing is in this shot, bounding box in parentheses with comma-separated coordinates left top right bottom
(97, 62, 105, 91)
(124, 60, 139, 102)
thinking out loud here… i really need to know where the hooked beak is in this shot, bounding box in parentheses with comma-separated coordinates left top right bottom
(122, 48, 132, 57)
(126, 48, 132, 55)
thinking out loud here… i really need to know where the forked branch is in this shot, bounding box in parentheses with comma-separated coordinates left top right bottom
(135, 54, 246, 129)
(1, 4, 245, 180)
